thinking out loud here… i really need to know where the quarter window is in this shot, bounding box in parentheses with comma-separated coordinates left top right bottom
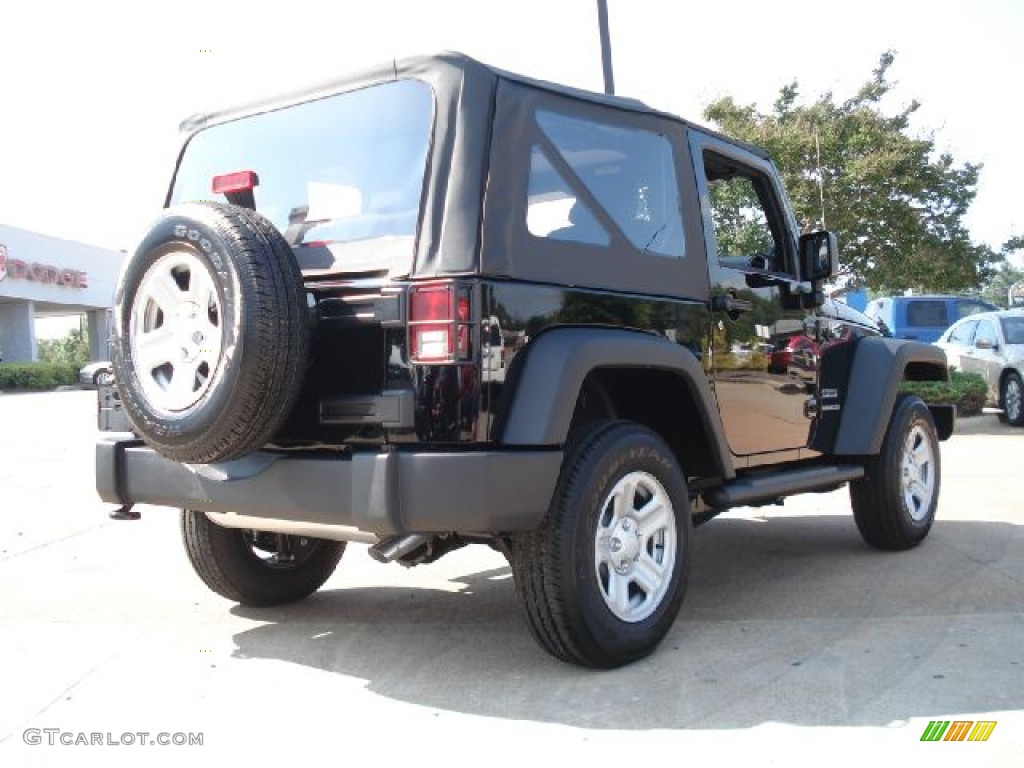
(906, 301, 947, 328)
(526, 149, 609, 246)
(525, 111, 685, 257)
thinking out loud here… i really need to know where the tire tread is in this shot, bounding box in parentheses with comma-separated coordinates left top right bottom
(850, 395, 939, 551)
(513, 421, 690, 667)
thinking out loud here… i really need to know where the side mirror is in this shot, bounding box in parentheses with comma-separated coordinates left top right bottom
(799, 231, 838, 282)
(974, 338, 995, 350)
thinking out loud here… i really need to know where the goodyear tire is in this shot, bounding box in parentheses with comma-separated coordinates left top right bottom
(512, 421, 691, 668)
(111, 203, 309, 464)
(850, 395, 940, 550)
(181, 511, 345, 606)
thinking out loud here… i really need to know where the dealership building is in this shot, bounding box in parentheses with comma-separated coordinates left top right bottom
(0, 223, 125, 363)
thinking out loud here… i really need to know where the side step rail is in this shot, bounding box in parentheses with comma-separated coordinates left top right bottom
(703, 464, 865, 509)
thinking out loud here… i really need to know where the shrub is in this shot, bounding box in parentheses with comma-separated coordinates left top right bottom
(716, 351, 770, 371)
(37, 326, 90, 369)
(900, 370, 988, 417)
(0, 363, 79, 391)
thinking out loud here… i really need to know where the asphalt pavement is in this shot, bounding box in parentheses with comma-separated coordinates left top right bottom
(0, 390, 1021, 766)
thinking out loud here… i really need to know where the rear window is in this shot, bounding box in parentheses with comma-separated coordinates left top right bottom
(1002, 317, 1024, 345)
(171, 79, 434, 269)
(905, 300, 947, 327)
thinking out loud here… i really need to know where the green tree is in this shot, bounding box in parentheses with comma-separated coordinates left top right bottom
(38, 325, 90, 367)
(980, 236, 1024, 307)
(704, 52, 996, 294)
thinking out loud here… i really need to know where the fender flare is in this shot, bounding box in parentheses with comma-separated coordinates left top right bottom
(494, 327, 734, 478)
(833, 336, 950, 455)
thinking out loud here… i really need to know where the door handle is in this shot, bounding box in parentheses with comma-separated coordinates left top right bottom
(711, 289, 753, 320)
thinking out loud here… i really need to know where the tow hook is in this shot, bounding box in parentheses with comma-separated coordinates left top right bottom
(109, 504, 140, 521)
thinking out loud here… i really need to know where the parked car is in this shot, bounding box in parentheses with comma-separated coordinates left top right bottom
(865, 295, 996, 342)
(935, 309, 1024, 425)
(79, 361, 114, 388)
(768, 334, 819, 377)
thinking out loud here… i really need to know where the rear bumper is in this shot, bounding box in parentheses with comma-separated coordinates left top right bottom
(95, 435, 562, 536)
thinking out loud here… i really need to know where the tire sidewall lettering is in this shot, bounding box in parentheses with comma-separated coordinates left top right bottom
(114, 212, 242, 440)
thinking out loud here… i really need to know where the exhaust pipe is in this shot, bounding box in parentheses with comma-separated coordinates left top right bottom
(368, 533, 431, 564)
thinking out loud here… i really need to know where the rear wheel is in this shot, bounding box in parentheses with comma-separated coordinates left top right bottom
(180, 510, 345, 606)
(512, 421, 691, 668)
(850, 395, 940, 550)
(1002, 372, 1023, 426)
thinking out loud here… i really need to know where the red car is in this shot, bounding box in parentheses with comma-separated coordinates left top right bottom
(769, 334, 819, 376)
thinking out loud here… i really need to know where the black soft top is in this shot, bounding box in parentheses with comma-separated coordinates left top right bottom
(177, 51, 769, 161)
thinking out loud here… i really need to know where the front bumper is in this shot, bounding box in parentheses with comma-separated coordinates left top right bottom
(95, 435, 562, 536)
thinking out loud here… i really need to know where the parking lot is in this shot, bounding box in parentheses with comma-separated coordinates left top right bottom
(1, 389, 1021, 765)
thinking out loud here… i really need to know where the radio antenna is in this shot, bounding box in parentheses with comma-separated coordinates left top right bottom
(814, 128, 826, 229)
(597, 0, 615, 95)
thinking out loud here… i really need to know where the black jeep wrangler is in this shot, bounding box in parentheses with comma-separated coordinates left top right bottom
(96, 53, 952, 668)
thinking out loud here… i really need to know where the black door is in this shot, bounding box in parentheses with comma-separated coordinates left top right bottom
(689, 133, 818, 462)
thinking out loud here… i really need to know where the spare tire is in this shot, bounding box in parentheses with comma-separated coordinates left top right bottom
(111, 202, 309, 464)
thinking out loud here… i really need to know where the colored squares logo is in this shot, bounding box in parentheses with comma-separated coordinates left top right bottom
(920, 720, 997, 742)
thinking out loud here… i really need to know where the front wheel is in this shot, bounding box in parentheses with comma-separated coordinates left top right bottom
(850, 395, 940, 551)
(512, 421, 691, 668)
(180, 510, 345, 606)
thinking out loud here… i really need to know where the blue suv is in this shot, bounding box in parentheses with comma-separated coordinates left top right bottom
(864, 295, 996, 342)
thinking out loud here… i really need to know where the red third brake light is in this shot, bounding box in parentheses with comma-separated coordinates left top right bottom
(212, 170, 259, 194)
(409, 283, 472, 363)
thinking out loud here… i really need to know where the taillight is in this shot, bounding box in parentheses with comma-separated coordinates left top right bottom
(409, 283, 472, 363)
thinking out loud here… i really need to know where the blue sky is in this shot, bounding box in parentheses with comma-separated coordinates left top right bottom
(1, 0, 1021, 262)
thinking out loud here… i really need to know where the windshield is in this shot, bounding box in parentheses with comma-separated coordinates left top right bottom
(171, 79, 434, 272)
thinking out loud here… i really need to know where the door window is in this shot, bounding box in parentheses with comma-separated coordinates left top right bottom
(948, 320, 977, 345)
(974, 319, 998, 348)
(702, 151, 790, 276)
